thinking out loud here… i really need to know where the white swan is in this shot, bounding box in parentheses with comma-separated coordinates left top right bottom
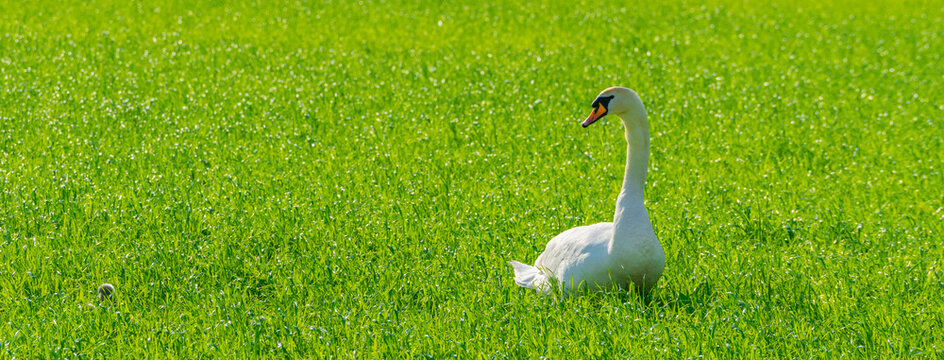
(509, 87, 665, 295)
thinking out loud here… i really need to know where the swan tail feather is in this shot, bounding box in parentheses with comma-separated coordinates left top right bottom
(508, 261, 550, 293)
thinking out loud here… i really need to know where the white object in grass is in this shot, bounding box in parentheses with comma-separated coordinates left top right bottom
(98, 283, 115, 300)
(509, 87, 665, 295)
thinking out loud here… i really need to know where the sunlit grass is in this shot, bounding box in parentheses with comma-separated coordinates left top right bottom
(0, 0, 942, 357)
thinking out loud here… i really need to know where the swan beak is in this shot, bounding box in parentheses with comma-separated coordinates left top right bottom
(581, 104, 607, 128)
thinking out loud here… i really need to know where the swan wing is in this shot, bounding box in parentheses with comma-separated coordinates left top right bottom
(534, 223, 614, 288)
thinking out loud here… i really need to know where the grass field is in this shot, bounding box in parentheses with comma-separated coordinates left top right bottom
(1, 0, 943, 357)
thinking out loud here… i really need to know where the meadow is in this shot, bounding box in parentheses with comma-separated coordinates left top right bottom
(1, 0, 943, 357)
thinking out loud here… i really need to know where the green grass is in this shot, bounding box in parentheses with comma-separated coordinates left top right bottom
(1, 0, 943, 357)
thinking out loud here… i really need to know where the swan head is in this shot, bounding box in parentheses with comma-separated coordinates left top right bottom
(581, 87, 645, 128)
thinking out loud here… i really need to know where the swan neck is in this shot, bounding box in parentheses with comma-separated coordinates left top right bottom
(614, 112, 649, 219)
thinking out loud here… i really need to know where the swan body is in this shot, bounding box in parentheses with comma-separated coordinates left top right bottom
(509, 87, 665, 295)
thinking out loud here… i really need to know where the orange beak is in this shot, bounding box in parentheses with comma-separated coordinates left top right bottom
(581, 104, 607, 128)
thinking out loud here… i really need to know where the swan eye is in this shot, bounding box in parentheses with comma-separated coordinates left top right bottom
(590, 95, 614, 116)
(591, 95, 615, 109)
